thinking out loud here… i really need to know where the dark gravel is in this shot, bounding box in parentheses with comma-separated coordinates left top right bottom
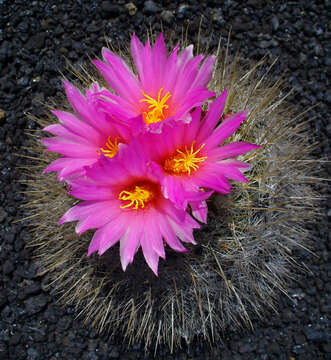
(0, 0, 330, 359)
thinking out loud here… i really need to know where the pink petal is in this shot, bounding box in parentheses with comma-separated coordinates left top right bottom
(175, 88, 215, 120)
(41, 137, 97, 158)
(94, 89, 138, 120)
(70, 184, 113, 201)
(182, 107, 202, 144)
(59, 200, 115, 226)
(140, 232, 160, 276)
(147, 212, 166, 259)
(204, 111, 248, 151)
(98, 216, 127, 255)
(63, 81, 114, 135)
(197, 90, 228, 142)
(75, 203, 120, 235)
(94, 55, 141, 104)
(172, 55, 204, 98)
(51, 110, 102, 144)
(191, 55, 216, 88)
(158, 215, 188, 252)
(151, 33, 167, 87)
(168, 216, 197, 244)
(163, 45, 179, 91)
(190, 200, 208, 223)
(120, 214, 143, 271)
(43, 124, 92, 145)
(210, 161, 250, 182)
(212, 142, 261, 160)
(131, 33, 145, 84)
(161, 175, 188, 210)
(42, 157, 95, 181)
(195, 169, 232, 194)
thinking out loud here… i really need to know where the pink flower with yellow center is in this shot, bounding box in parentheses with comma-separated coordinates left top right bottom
(92, 33, 216, 132)
(41, 81, 133, 181)
(137, 90, 260, 222)
(58, 143, 202, 276)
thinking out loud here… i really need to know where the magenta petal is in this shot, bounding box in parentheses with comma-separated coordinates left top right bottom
(75, 204, 119, 235)
(204, 111, 248, 151)
(120, 215, 143, 270)
(87, 220, 123, 256)
(210, 162, 249, 183)
(41, 137, 97, 158)
(130, 33, 145, 83)
(195, 170, 232, 194)
(158, 215, 188, 252)
(197, 90, 228, 142)
(183, 107, 202, 144)
(190, 200, 208, 223)
(192, 55, 216, 88)
(51, 110, 102, 143)
(42, 157, 95, 181)
(151, 33, 167, 86)
(98, 217, 127, 255)
(43, 124, 92, 145)
(167, 215, 198, 244)
(161, 175, 188, 210)
(175, 88, 215, 120)
(70, 184, 113, 201)
(147, 213, 166, 259)
(140, 232, 159, 276)
(94, 56, 141, 103)
(213, 142, 261, 160)
(59, 200, 115, 226)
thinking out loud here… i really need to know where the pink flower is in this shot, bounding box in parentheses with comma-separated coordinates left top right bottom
(136, 90, 260, 222)
(92, 33, 216, 132)
(41, 81, 133, 181)
(58, 143, 202, 276)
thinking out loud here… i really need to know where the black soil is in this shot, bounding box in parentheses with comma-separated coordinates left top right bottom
(0, 0, 330, 359)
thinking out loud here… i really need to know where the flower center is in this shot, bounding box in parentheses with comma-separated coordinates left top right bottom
(139, 88, 171, 125)
(98, 136, 120, 158)
(163, 142, 207, 175)
(118, 185, 153, 210)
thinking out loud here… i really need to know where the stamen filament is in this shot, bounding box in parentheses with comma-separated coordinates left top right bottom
(98, 137, 120, 158)
(139, 88, 171, 124)
(119, 185, 153, 210)
(164, 142, 207, 175)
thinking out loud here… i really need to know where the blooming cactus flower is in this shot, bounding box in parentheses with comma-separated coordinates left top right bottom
(136, 90, 260, 222)
(92, 33, 216, 132)
(41, 81, 133, 181)
(58, 143, 203, 275)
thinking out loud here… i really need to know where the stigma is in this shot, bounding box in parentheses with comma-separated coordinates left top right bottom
(98, 137, 120, 158)
(119, 185, 153, 210)
(139, 88, 171, 125)
(164, 142, 207, 175)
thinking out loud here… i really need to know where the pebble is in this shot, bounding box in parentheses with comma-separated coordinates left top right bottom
(24, 294, 48, 315)
(125, 2, 137, 16)
(143, 1, 161, 14)
(0, 207, 7, 222)
(100, 1, 121, 18)
(271, 15, 279, 31)
(161, 10, 175, 25)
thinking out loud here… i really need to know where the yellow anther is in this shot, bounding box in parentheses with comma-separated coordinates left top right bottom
(119, 185, 153, 210)
(164, 142, 207, 175)
(98, 137, 120, 158)
(139, 88, 171, 124)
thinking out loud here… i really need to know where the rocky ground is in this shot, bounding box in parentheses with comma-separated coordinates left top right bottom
(0, 0, 330, 359)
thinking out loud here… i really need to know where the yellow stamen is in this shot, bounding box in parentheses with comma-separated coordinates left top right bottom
(98, 136, 120, 158)
(139, 88, 171, 124)
(164, 142, 207, 175)
(119, 185, 153, 210)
